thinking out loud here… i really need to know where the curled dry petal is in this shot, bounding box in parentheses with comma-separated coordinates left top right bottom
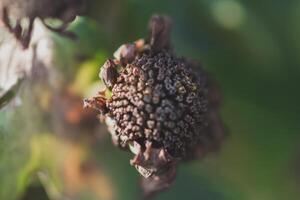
(140, 164, 177, 199)
(99, 59, 119, 89)
(148, 15, 172, 52)
(113, 43, 137, 66)
(83, 94, 108, 115)
(129, 141, 174, 178)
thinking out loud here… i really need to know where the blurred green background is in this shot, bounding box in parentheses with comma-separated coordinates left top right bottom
(1, 0, 300, 200)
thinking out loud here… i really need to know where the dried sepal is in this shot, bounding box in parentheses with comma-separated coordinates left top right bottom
(99, 59, 119, 89)
(113, 43, 137, 66)
(148, 15, 172, 52)
(134, 39, 148, 53)
(83, 92, 108, 115)
(140, 164, 177, 199)
(129, 141, 174, 178)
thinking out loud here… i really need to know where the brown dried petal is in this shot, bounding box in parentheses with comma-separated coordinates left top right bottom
(148, 15, 172, 51)
(113, 43, 137, 66)
(129, 141, 173, 178)
(140, 164, 177, 199)
(83, 94, 108, 115)
(100, 59, 119, 89)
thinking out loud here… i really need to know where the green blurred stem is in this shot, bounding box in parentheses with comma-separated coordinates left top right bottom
(0, 79, 23, 110)
(37, 171, 63, 200)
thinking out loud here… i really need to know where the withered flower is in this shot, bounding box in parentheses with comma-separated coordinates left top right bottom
(85, 15, 225, 197)
(0, 0, 86, 48)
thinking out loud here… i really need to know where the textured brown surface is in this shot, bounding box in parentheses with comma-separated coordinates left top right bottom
(107, 50, 209, 157)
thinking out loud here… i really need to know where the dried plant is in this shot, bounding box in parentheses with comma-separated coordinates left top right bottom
(85, 15, 226, 198)
(0, 0, 85, 48)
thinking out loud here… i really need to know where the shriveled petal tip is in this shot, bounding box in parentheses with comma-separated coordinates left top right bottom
(134, 39, 146, 52)
(100, 59, 119, 89)
(148, 15, 172, 51)
(128, 140, 175, 178)
(113, 44, 137, 66)
(83, 98, 98, 107)
(129, 141, 142, 155)
(140, 165, 177, 199)
(83, 96, 108, 114)
(136, 165, 155, 178)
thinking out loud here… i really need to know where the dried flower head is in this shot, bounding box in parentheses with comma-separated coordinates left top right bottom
(0, 0, 85, 48)
(85, 15, 225, 197)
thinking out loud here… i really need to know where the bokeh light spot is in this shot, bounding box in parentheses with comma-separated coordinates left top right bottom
(211, 0, 246, 29)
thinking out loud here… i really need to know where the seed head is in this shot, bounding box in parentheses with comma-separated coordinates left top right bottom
(85, 15, 225, 196)
(107, 51, 209, 157)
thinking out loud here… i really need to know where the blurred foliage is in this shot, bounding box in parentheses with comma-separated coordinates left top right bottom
(1, 0, 300, 200)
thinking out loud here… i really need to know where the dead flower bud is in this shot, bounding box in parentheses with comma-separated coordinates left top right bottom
(85, 15, 226, 197)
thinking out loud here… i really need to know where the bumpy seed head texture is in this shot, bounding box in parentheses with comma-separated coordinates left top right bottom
(85, 15, 225, 197)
